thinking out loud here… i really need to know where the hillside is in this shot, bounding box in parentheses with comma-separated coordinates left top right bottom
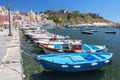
(44, 9, 113, 25)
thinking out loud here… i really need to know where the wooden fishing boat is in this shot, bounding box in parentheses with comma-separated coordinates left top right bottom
(32, 33, 68, 42)
(39, 40, 107, 53)
(37, 52, 113, 72)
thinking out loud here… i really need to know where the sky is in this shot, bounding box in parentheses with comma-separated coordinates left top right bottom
(0, 0, 120, 22)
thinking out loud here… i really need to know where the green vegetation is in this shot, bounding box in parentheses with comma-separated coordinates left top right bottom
(45, 10, 112, 25)
(48, 16, 61, 23)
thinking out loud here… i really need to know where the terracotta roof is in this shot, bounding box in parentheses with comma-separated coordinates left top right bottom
(20, 12, 28, 16)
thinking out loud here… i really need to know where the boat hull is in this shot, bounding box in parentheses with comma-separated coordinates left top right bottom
(42, 45, 74, 54)
(37, 52, 113, 72)
(41, 44, 107, 54)
(39, 59, 112, 72)
(105, 31, 116, 34)
(81, 31, 93, 34)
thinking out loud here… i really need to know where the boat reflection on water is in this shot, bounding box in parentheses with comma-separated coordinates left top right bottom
(31, 69, 105, 80)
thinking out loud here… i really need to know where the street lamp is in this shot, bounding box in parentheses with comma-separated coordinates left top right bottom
(7, 4, 13, 36)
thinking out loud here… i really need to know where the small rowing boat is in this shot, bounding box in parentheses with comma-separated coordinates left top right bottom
(37, 52, 113, 72)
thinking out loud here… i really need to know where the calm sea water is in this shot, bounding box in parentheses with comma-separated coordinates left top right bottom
(21, 27, 120, 80)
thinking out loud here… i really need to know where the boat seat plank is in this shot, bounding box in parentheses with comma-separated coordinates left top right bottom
(94, 54, 106, 59)
(92, 55, 103, 60)
(69, 56, 86, 62)
(90, 45, 99, 50)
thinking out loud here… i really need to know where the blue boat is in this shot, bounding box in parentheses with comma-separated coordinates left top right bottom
(37, 52, 112, 72)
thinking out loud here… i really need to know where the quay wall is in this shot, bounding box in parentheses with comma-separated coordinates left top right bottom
(0, 28, 23, 80)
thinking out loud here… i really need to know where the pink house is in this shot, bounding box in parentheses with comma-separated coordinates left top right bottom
(0, 15, 9, 27)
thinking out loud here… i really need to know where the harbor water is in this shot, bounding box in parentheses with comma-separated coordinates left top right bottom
(21, 27, 120, 80)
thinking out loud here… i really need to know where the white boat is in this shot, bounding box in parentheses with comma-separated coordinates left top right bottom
(39, 39, 107, 54)
(32, 33, 69, 42)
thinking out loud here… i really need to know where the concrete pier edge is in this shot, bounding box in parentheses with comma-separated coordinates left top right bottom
(0, 29, 24, 80)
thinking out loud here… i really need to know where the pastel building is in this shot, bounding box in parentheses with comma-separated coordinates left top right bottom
(0, 5, 55, 27)
(0, 6, 9, 27)
(0, 15, 9, 27)
(0, 6, 14, 27)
